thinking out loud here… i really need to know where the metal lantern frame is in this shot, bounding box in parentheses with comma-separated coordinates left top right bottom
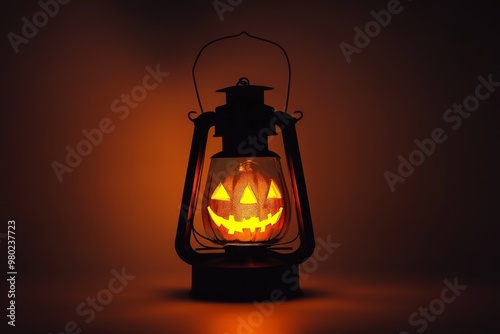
(175, 32, 315, 301)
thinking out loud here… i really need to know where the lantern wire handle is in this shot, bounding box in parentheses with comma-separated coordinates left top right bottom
(192, 31, 292, 114)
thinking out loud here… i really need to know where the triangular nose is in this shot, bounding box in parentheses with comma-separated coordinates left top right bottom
(240, 185, 257, 204)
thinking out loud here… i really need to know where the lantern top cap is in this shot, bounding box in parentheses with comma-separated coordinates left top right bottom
(215, 85, 273, 93)
(216, 77, 273, 106)
(216, 77, 273, 93)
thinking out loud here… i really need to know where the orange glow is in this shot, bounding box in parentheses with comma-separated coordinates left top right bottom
(5, 0, 480, 296)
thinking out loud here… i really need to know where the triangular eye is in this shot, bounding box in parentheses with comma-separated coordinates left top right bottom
(240, 185, 257, 204)
(267, 180, 282, 199)
(211, 183, 230, 201)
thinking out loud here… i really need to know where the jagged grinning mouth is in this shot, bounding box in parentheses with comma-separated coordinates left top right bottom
(207, 206, 283, 234)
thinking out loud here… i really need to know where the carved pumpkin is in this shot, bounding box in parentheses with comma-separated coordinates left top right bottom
(202, 158, 290, 244)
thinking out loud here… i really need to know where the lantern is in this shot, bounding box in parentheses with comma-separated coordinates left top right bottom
(175, 32, 315, 301)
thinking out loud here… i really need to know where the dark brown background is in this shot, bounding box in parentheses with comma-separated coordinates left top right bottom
(1, 1, 499, 333)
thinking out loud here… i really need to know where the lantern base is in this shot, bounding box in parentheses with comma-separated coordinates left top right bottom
(190, 246, 302, 302)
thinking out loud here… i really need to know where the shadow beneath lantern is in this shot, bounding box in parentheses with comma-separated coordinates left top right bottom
(161, 288, 192, 301)
(300, 288, 331, 300)
(159, 287, 330, 304)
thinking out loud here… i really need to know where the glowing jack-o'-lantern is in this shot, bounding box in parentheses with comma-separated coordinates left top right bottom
(202, 157, 290, 244)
